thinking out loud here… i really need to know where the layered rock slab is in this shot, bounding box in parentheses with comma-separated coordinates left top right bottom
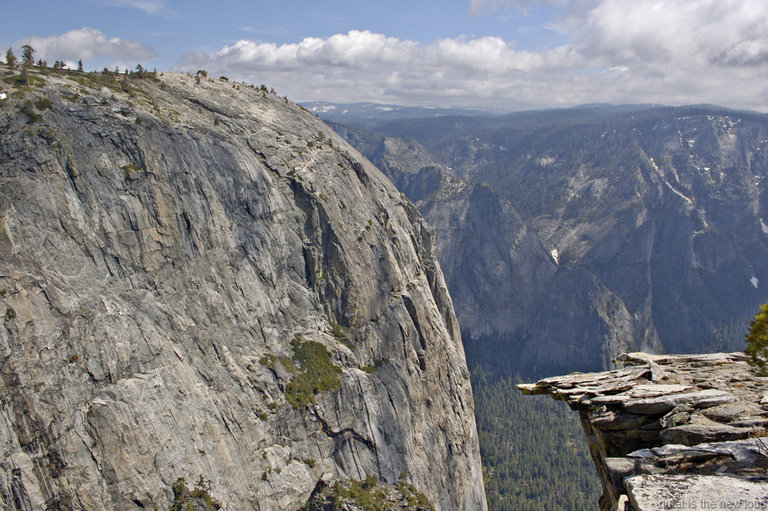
(519, 352, 768, 510)
(0, 70, 485, 509)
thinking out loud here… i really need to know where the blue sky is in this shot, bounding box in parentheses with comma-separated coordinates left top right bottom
(3, 0, 768, 111)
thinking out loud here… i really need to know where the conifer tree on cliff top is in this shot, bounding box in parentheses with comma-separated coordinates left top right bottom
(5, 48, 17, 69)
(745, 303, 768, 375)
(21, 45, 35, 67)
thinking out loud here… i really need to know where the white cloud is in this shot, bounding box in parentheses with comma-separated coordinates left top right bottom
(179, 0, 768, 111)
(179, 30, 576, 106)
(191, 31, 418, 71)
(15, 27, 157, 64)
(573, 0, 768, 68)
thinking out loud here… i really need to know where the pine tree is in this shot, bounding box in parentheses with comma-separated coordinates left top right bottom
(21, 45, 35, 67)
(5, 48, 17, 69)
(745, 303, 768, 375)
(78, 59, 84, 72)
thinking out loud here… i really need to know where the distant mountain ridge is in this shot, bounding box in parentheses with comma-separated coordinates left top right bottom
(301, 101, 505, 123)
(332, 104, 768, 376)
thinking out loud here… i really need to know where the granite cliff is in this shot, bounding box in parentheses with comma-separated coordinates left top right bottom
(0, 67, 486, 509)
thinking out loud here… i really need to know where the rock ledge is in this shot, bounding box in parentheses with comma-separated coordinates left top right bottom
(518, 352, 768, 510)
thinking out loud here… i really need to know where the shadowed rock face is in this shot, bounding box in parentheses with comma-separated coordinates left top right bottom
(0, 70, 485, 510)
(334, 125, 650, 374)
(519, 352, 768, 511)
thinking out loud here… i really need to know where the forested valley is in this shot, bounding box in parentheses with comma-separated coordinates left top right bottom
(467, 332, 601, 511)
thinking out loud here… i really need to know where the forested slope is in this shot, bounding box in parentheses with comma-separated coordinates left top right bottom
(471, 372, 600, 511)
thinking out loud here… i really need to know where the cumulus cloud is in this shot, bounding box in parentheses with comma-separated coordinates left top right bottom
(16, 27, 157, 64)
(563, 0, 768, 109)
(180, 30, 577, 106)
(179, 0, 768, 111)
(15, 27, 157, 67)
(190, 31, 418, 71)
(573, 0, 768, 68)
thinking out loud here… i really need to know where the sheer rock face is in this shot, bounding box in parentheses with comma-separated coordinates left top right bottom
(519, 352, 768, 511)
(0, 71, 485, 510)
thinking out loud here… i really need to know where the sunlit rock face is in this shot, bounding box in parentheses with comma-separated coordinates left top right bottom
(0, 69, 485, 510)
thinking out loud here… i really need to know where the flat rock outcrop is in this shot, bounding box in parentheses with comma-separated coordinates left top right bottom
(519, 352, 768, 510)
(0, 67, 486, 509)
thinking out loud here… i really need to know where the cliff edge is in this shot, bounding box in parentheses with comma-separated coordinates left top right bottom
(519, 352, 768, 510)
(0, 67, 486, 509)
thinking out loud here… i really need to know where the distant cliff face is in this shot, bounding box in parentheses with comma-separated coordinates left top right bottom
(0, 68, 485, 510)
(334, 123, 646, 374)
(333, 107, 768, 375)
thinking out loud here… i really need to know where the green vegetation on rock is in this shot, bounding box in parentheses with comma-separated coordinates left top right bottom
(336, 476, 389, 511)
(329, 319, 355, 350)
(33, 97, 52, 111)
(285, 336, 342, 409)
(305, 475, 434, 511)
(121, 163, 143, 177)
(169, 476, 221, 511)
(361, 358, 388, 374)
(394, 479, 434, 509)
(745, 303, 768, 375)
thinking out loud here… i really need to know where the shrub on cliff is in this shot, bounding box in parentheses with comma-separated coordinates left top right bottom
(284, 337, 342, 408)
(169, 477, 220, 510)
(745, 303, 768, 374)
(305, 476, 434, 511)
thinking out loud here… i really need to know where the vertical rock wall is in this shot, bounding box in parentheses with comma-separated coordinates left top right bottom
(0, 70, 486, 510)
